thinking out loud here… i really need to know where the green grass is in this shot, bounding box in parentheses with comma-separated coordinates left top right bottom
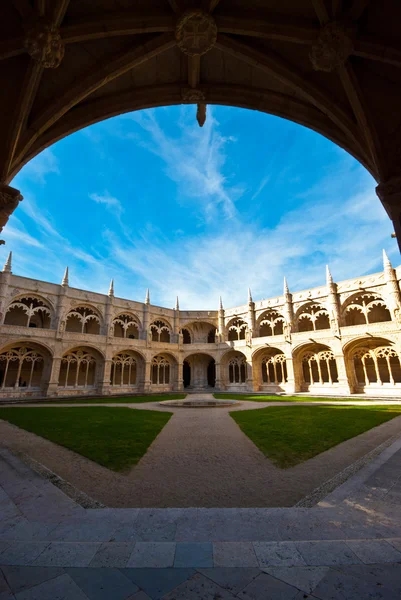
(214, 393, 366, 402)
(0, 407, 172, 472)
(33, 394, 186, 404)
(230, 405, 401, 468)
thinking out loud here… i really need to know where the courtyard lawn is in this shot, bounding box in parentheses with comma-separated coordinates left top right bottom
(214, 393, 365, 402)
(230, 405, 401, 468)
(33, 394, 186, 404)
(0, 407, 172, 472)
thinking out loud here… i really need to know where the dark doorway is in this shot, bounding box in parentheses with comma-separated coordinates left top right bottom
(207, 359, 216, 387)
(183, 360, 191, 387)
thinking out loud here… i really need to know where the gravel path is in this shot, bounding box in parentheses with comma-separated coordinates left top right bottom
(0, 395, 401, 508)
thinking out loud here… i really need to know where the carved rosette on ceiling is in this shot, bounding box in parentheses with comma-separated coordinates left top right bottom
(175, 9, 217, 56)
(309, 21, 354, 72)
(24, 17, 65, 69)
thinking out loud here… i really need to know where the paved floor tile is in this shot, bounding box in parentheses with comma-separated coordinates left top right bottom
(333, 563, 401, 595)
(197, 568, 261, 595)
(127, 543, 176, 568)
(295, 541, 361, 566)
(387, 538, 401, 552)
(263, 566, 329, 594)
(213, 543, 258, 567)
(128, 592, 152, 600)
(50, 519, 120, 543)
(0, 543, 50, 566)
(5, 521, 60, 542)
(253, 542, 306, 567)
(14, 573, 89, 600)
(122, 568, 195, 600)
(67, 567, 138, 600)
(32, 542, 101, 567)
(173, 543, 213, 568)
(0, 566, 64, 594)
(89, 542, 136, 568)
(346, 540, 401, 564)
(162, 572, 237, 600)
(238, 572, 300, 600)
(0, 570, 11, 597)
(313, 567, 399, 600)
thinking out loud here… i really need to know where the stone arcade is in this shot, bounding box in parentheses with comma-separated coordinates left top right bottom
(0, 250, 400, 400)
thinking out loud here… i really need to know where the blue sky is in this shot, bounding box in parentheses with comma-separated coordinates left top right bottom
(2, 104, 397, 309)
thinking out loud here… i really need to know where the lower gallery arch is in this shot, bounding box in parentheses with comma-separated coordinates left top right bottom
(345, 337, 401, 396)
(221, 350, 249, 391)
(182, 353, 216, 390)
(109, 350, 144, 393)
(0, 341, 52, 398)
(58, 346, 103, 396)
(252, 347, 288, 393)
(294, 343, 339, 393)
(151, 353, 178, 392)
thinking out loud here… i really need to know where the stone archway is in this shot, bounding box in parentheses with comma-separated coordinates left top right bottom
(182, 353, 216, 390)
(0, 2, 401, 245)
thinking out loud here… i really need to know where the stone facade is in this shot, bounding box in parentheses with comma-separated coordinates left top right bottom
(0, 251, 400, 401)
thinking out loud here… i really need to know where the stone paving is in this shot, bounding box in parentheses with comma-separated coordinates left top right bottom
(1, 433, 401, 598)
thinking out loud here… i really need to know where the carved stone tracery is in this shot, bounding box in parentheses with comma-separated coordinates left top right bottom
(310, 21, 354, 72)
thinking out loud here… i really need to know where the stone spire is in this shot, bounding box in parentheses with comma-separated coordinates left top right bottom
(218, 296, 225, 342)
(326, 264, 333, 285)
(283, 276, 289, 295)
(61, 266, 69, 287)
(108, 279, 114, 297)
(2, 251, 12, 273)
(175, 296, 179, 310)
(145, 288, 150, 305)
(383, 248, 392, 272)
(248, 288, 253, 303)
(219, 296, 223, 310)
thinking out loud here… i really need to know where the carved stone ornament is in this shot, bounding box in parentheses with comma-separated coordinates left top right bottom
(175, 9, 217, 56)
(310, 21, 354, 72)
(181, 88, 206, 104)
(24, 17, 65, 69)
(0, 184, 23, 237)
(376, 176, 401, 201)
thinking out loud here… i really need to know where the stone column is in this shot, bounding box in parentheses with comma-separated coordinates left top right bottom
(218, 298, 225, 342)
(326, 266, 341, 334)
(143, 360, 152, 392)
(44, 356, 62, 397)
(334, 352, 352, 394)
(246, 360, 253, 391)
(177, 360, 184, 391)
(382, 250, 401, 321)
(284, 355, 296, 393)
(376, 176, 401, 252)
(99, 358, 112, 396)
(0, 270, 11, 324)
(0, 184, 23, 242)
(215, 361, 222, 390)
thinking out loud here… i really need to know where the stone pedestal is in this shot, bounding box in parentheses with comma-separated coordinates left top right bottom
(0, 183, 23, 240)
(376, 176, 401, 251)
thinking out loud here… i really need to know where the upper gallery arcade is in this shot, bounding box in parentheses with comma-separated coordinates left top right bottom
(0, 249, 401, 400)
(1, 1, 401, 246)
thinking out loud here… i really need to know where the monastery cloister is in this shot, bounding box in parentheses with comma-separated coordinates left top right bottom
(0, 249, 401, 400)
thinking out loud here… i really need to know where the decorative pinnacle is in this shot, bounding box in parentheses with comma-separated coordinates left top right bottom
(2, 251, 12, 273)
(383, 248, 393, 270)
(145, 288, 150, 305)
(248, 287, 253, 303)
(61, 266, 69, 286)
(283, 276, 289, 295)
(108, 279, 114, 297)
(326, 264, 333, 285)
(219, 296, 223, 310)
(175, 296, 179, 310)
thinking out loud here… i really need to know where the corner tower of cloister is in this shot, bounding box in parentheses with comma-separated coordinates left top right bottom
(0, 249, 400, 400)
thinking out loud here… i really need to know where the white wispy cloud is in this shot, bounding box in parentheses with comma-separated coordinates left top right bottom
(126, 107, 242, 221)
(20, 148, 59, 184)
(89, 191, 123, 216)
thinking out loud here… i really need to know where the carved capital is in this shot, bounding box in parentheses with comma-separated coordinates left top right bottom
(376, 176, 401, 201)
(24, 17, 64, 68)
(181, 88, 206, 103)
(0, 183, 23, 232)
(176, 9, 217, 56)
(310, 21, 354, 72)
